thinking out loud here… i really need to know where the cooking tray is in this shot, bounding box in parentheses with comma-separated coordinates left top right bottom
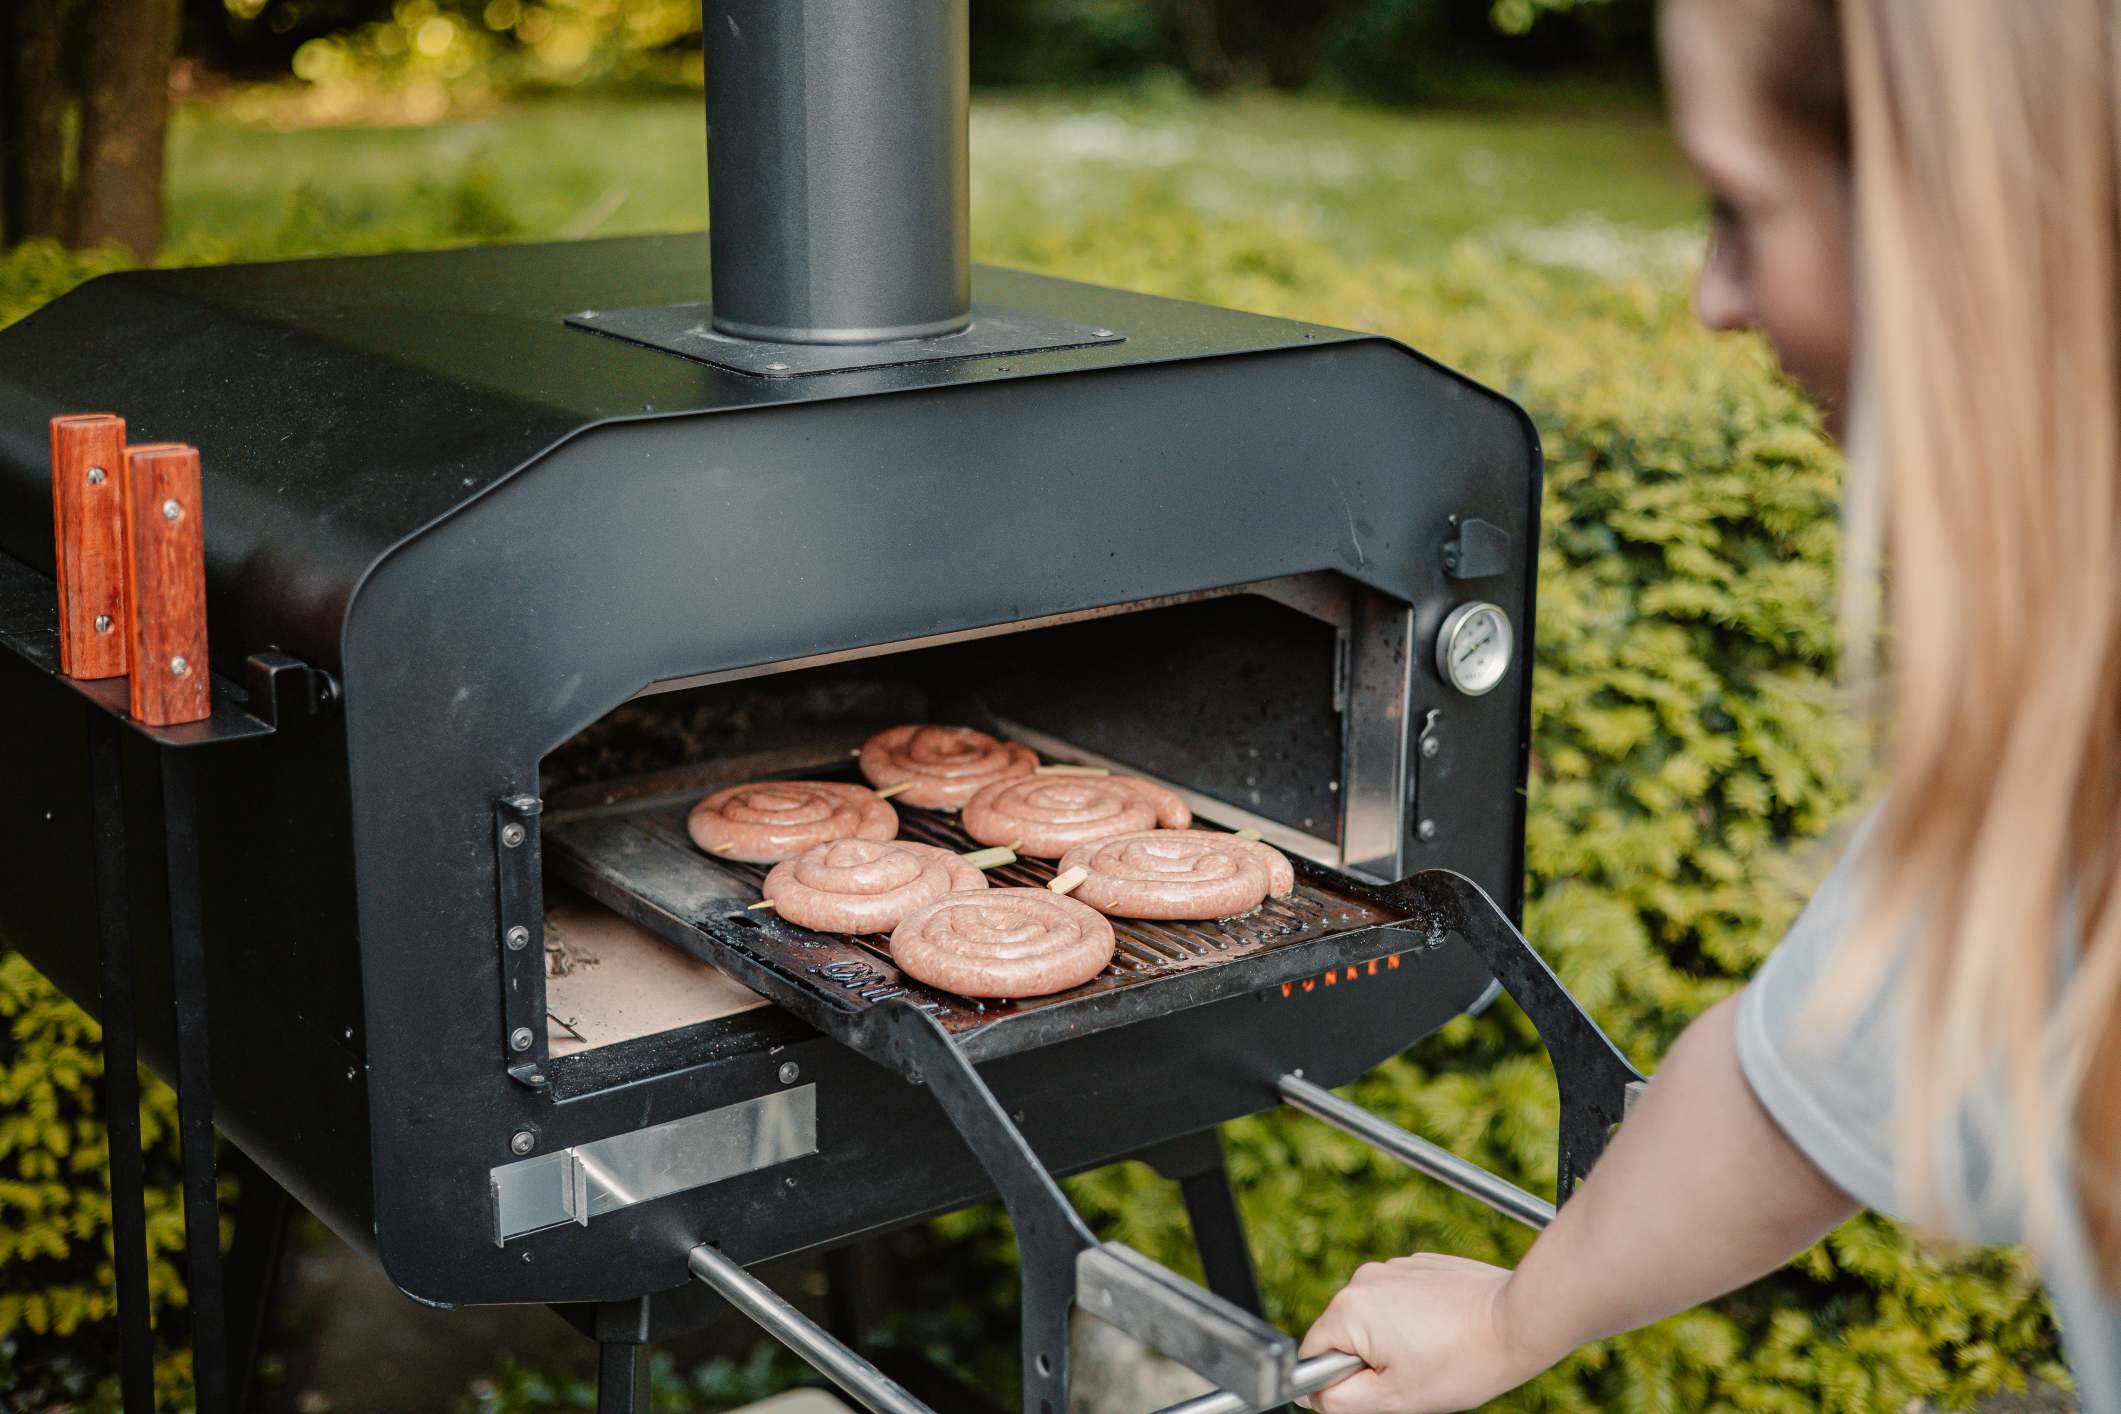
(543, 763, 1435, 1064)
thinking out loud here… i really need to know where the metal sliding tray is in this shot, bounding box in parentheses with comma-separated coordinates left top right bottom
(543, 761, 1434, 1064)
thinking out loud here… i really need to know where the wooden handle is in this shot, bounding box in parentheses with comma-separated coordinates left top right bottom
(121, 442, 210, 726)
(49, 414, 130, 679)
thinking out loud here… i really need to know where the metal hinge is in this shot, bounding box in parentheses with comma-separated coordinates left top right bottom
(494, 793, 549, 1089)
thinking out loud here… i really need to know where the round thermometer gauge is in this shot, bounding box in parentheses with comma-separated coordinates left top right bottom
(1436, 601, 1515, 696)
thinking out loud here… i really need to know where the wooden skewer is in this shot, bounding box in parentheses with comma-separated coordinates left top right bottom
(1233, 828, 1264, 842)
(875, 782, 913, 800)
(960, 845, 1018, 870)
(1035, 764, 1110, 776)
(1048, 866, 1089, 896)
(747, 899, 777, 911)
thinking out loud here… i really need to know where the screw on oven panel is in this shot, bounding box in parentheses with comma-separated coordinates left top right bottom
(509, 1026, 534, 1052)
(500, 823, 527, 849)
(87, 466, 106, 486)
(1421, 735, 1440, 758)
(94, 614, 111, 634)
(778, 1061, 800, 1085)
(510, 1130, 536, 1155)
(1417, 818, 1438, 842)
(506, 925, 531, 951)
(161, 498, 181, 521)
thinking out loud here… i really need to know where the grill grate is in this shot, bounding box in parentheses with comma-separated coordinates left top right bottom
(710, 804, 1349, 981)
(543, 759, 1412, 1061)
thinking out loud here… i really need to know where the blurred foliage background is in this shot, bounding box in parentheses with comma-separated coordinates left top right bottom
(0, 0, 2075, 1410)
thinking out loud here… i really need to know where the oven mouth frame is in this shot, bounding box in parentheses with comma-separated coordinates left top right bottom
(617, 570, 1417, 879)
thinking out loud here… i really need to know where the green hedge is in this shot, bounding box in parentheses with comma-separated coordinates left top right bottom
(0, 184, 2065, 1411)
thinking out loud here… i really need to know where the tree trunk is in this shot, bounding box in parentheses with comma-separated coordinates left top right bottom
(1162, 0, 1236, 93)
(2, 0, 77, 245)
(71, 0, 182, 258)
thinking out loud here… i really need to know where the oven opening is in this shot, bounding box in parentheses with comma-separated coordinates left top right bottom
(528, 577, 1410, 1071)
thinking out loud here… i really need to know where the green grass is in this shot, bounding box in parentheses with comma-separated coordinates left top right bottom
(165, 85, 1704, 272)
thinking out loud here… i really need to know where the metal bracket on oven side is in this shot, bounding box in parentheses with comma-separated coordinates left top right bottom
(494, 793, 550, 1089)
(850, 1001, 1301, 1414)
(1291, 869, 1644, 1212)
(1407, 708, 1442, 849)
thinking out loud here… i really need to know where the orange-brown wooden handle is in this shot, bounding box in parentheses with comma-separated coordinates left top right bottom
(121, 442, 211, 726)
(49, 413, 131, 680)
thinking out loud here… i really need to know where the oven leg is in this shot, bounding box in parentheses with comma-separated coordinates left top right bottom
(163, 750, 233, 1413)
(89, 716, 155, 1414)
(823, 1243, 869, 1354)
(223, 1150, 294, 1413)
(596, 1341, 651, 1414)
(1145, 1129, 1268, 1321)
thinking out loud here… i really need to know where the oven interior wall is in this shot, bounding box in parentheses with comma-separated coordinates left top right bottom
(543, 594, 1343, 839)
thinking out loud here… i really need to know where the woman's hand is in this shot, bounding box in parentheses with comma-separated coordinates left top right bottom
(1295, 1254, 1556, 1413)
(1292, 998, 1860, 1414)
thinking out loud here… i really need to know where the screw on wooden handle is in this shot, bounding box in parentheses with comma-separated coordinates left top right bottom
(49, 414, 130, 679)
(121, 443, 211, 726)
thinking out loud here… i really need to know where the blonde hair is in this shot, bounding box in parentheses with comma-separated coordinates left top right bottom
(1755, 0, 2121, 1274)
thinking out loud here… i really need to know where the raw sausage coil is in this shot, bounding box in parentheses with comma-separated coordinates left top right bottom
(762, 839, 986, 935)
(858, 724, 1038, 810)
(1056, 830, 1296, 920)
(688, 780, 897, 863)
(889, 888, 1116, 999)
(961, 775, 1191, 858)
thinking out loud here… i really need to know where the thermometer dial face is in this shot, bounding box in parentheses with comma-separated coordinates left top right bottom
(1436, 601, 1515, 697)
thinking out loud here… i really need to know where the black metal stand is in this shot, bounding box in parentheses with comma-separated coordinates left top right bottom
(89, 714, 155, 1413)
(597, 1342, 651, 1414)
(1142, 1130, 1268, 1322)
(58, 653, 318, 1413)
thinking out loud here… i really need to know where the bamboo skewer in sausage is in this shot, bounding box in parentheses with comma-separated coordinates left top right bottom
(688, 780, 898, 863)
(857, 724, 1038, 811)
(759, 838, 987, 934)
(961, 774, 1191, 858)
(889, 889, 1116, 999)
(1056, 829, 1295, 921)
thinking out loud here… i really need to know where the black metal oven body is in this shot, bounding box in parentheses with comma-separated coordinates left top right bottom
(0, 233, 1637, 1412)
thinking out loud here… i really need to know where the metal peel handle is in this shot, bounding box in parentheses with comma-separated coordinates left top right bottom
(1152, 1350, 1369, 1414)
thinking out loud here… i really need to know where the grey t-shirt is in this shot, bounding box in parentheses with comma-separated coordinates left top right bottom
(1735, 818, 2118, 1409)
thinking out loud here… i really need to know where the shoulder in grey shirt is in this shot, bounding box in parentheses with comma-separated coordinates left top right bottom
(1735, 816, 2117, 1410)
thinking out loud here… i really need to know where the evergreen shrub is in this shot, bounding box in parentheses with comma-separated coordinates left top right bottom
(0, 188, 2066, 1410)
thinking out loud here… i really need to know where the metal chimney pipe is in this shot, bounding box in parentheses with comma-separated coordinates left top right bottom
(705, 0, 972, 345)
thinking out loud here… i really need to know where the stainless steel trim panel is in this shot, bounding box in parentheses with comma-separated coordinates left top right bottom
(490, 1085, 818, 1245)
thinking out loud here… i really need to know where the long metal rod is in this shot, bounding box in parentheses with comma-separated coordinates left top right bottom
(1153, 1352, 1369, 1414)
(686, 1244, 936, 1414)
(1278, 1075, 1556, 1230)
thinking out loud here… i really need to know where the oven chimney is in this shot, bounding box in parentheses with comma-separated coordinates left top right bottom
(705, 0, 972, 345)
